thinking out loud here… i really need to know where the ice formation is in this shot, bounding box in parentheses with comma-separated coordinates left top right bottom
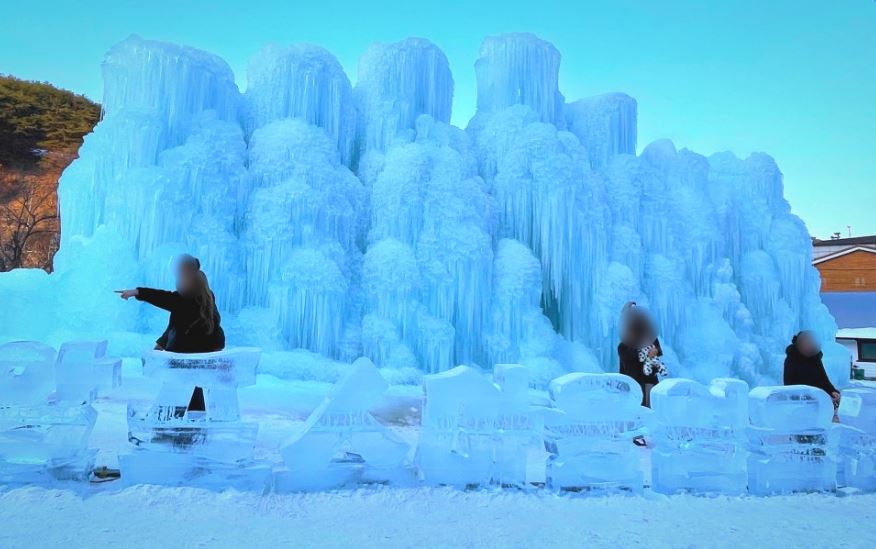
(0, 32, 846, 388)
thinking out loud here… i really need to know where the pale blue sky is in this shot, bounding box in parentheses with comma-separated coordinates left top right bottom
(1, 0, 873, 238)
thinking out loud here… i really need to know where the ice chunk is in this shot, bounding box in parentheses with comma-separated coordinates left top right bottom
(416, 366, 503, 486)
(650, 378, 748, 494)
(544, 373, 645, 492)
(837, 385, 876, 490)
(54, 340, 121, 404)
(0, 342, 97, 482)
(278, 357, 411, 491)
(0, 341, 56, 406)
(747, 385, 837, 495)
(749, 385, 834, 431)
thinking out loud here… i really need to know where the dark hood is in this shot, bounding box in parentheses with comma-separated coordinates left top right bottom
(786, 343, 823, 362)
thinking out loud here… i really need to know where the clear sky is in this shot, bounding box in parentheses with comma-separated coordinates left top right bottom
(1, 0, 873, 239)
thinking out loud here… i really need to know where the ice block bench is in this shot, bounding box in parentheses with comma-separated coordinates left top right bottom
(0, 341, 97, 483)
(747, 385, 837, 495)
(55, 340, 122, 403)
(543, 373, 647, 493)
(836, 384, 876, 491)
(650, 378, 749, 495)
(120, 347, 270, 490)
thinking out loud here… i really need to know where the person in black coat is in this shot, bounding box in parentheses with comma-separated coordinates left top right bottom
(117, 254, 225, 354)
(618, 302, 665, 407)
(118, 255, 224, 413)
(784, 331, 840, 407)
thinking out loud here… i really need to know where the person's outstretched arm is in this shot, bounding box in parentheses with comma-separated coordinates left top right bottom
(118, 287, 183, 312)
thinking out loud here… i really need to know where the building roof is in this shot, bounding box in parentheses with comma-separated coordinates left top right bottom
(813, 246, 876, 265)
(813, 235, 876, 247)
(821, 291, 876, 329)
(837, 327, 876, 340)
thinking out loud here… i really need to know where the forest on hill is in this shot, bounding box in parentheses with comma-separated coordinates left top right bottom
(0, 75, 101, 270)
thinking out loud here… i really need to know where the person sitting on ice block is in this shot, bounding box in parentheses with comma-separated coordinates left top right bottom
(116, 254, 225, 411)
(784, 330, 840, 421)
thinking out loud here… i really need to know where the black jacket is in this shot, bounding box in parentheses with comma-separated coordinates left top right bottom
(618, 338, 661, 388)
(783, 344, 837, 396)
(136, 287, 225, 354)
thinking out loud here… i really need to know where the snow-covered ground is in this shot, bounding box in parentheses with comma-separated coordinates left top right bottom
(2, 485, 874, 548)
(1, 363, 875, 548)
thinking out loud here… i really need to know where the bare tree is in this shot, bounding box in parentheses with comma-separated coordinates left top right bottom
(0, 177, 58, 271)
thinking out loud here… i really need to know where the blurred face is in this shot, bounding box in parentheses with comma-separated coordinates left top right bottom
(796, 332, 820, 357)
(175, 265, 196, 293)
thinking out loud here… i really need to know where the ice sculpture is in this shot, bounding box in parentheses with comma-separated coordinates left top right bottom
(543, 373, 646, 492)
(492, 364, 543, 487)
(55, 340, 121, 404)
(119, 348, 270, 489)
(0, 342, 97, 483)
(0, 31, 846, 388)
(747, 385, 837, 495)
(650, 378, 749, 494)
(836, 385, 876, 491)
(278, 357, 411, 491)
(416, 365, 537, 486)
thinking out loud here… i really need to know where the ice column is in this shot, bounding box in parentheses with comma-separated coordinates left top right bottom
(485, 239, 563, 385)
(565, 93, 638, 171)
(354, 38, 453, 155)
(56, 36, 246, 324)
(359, 40, 492, 372)
(246, 44, 357, 166)
(475, 33, 565, 126)
(243, 118, 366, 356)
(469, 104, 609, 355)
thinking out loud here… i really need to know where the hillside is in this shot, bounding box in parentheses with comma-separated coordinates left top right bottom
(0, 75, 100, 270)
